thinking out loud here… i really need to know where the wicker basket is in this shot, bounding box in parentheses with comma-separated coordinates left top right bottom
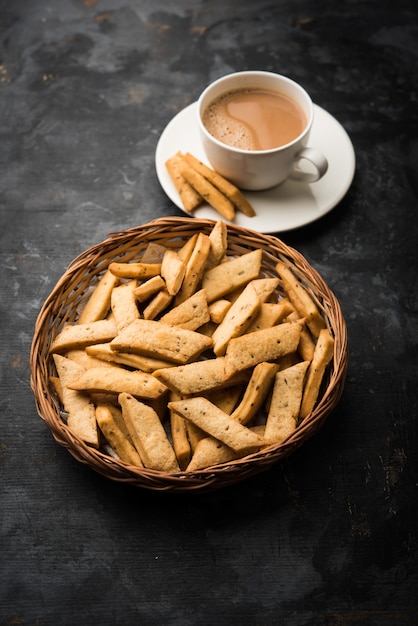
(30, 216, 348, 493)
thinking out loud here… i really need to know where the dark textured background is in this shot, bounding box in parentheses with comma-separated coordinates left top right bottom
(1, 1, 417, 624)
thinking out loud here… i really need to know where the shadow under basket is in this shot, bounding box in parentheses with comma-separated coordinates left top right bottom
(30, 216, 348, 493)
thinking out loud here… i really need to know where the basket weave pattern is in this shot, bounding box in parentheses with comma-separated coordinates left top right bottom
(30, 217, 348, 492)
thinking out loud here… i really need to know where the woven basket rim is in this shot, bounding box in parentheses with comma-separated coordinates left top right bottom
(30, 216, 348, 493)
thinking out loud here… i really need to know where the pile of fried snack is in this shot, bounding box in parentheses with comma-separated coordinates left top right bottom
(165, 152, 256, 220)
(49, 221, 334, 473)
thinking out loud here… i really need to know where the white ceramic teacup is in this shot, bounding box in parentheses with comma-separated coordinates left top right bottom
(197, 70, 328, 191)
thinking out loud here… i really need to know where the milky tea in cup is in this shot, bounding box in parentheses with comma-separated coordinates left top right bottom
(202, 88, 307, 151)
(197, 71, 328, 190)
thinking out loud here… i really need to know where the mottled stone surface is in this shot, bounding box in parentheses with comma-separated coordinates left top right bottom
(1, 1, 417, 624)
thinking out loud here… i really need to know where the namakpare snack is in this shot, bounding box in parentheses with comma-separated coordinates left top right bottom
(165, 151, 255, 220)
(49, 220, 334, 472)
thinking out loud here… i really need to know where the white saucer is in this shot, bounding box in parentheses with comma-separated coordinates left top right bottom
(155, 102, 355, 233)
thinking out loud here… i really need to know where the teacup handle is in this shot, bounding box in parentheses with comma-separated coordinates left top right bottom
(290, 147, 328, 183)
